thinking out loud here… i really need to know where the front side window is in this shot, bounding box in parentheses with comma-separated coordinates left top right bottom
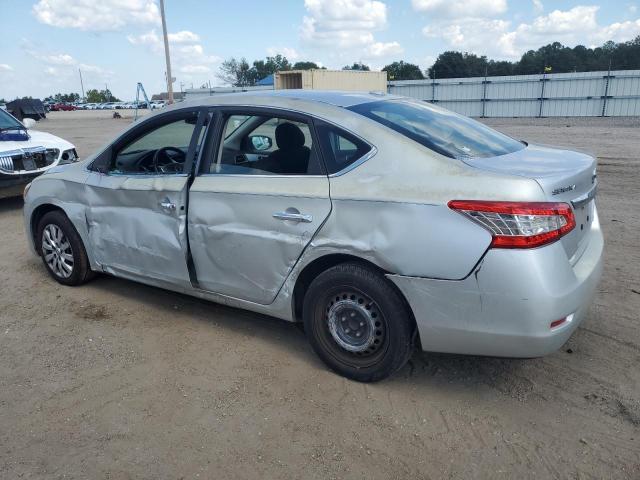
(111, 111, 201, 174)
(348, 99, 525, 159)
(210, 113, 323, 175)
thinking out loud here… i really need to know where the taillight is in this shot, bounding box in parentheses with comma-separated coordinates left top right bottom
(448, 200, 575, 249)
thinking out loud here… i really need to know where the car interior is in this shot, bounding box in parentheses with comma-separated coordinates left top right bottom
(212, 115, 321, 175)
(110, 115, 201, 175)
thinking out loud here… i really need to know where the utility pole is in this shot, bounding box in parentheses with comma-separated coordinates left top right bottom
(105, 83, 110, 101)
(159, 0, 174, 104)
(78, 68, 85, 102)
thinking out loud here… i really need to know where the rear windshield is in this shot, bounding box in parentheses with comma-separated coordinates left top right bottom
(348, 99, 525, 159)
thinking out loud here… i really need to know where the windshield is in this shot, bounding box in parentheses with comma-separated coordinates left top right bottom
(0, 109, 23, 130)
(348, 99, 525, 159)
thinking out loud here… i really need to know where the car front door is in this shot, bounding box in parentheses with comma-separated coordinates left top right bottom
(85, 108, 207, 288)
(188, 108, 331, 304)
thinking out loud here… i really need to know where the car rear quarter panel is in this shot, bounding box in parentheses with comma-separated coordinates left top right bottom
(314, 111, 546, 280)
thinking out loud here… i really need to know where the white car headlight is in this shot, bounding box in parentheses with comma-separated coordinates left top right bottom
(45, 148, 60, 165)
(58, 149, 79, 165)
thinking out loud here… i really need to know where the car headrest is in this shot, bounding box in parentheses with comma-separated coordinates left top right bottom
(275, 122, 305, 151)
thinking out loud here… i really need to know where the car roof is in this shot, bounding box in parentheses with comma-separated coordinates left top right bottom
(190, 90, 400, 109)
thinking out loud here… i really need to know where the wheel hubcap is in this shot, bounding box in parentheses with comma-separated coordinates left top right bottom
(42, 224, 74, 278)
(326, 292, 385, 354)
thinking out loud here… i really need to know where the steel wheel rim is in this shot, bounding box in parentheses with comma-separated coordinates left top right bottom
(318, 288, 388, 367)
(42, 224, 74, 278)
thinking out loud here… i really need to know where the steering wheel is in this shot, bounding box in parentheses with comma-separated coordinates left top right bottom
(152, 146, 186, 173)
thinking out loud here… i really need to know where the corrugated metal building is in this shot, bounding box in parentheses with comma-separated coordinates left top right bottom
(388, 70, 640, 117)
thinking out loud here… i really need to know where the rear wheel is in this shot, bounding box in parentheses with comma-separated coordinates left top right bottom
(303, 262, 415, 382)
(37, 210, 94, 286)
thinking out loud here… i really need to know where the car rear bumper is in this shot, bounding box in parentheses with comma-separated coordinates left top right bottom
(388, 207, 604, 358)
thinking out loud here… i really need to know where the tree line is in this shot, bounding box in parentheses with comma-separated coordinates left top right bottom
(219, 36, 640, 86)
(39, 89, 121, 104)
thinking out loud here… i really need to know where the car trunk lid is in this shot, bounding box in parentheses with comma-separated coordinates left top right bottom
(462, 144, 597, 260)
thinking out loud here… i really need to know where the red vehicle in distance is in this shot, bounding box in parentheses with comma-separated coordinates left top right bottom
(50, 103, 77, 112)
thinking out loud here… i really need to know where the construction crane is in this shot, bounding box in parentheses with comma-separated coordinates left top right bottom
(134, 82, 151, 121)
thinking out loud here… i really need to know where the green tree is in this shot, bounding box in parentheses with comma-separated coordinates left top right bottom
(85, 89, 120, 103)
(251, 54, 292, 83)
(49, 92, 80, 103)
(425, 36, 640, 79)
(428, 51, 488, 78)
(217, 57, 254, 87)
(292, 61, 322, 70)
(343, 62, 370, 71)
(382, 61, 424, 80)
(218, 54, 299, 86)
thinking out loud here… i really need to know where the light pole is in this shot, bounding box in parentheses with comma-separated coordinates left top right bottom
(78, 68, 85, 102)
(159, 0, 174, 104)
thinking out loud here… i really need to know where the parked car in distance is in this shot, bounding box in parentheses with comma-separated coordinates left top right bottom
(1, 109, 78, 199)
(50, 103, 77, 112)
(150, 101, 165, 109)
(23, 91, 603, 382)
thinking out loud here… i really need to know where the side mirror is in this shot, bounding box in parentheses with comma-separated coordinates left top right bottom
(22, 118, 37, 129)
(249, 135, 272, 152)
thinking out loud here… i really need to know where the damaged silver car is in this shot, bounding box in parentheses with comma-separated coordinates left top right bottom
(23, 91, 603, 382)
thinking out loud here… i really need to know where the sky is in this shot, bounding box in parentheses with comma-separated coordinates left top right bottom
(1, 0, 639, 100)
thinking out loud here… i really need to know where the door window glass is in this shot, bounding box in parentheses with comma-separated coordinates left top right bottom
(111, 111, 201, 174)
(315, 123, 372, 174)
(210, 114, 323, 175)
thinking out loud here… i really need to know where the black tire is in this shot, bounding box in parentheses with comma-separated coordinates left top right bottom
(303, 262, 415, 382)
(36, 210, 94, 286)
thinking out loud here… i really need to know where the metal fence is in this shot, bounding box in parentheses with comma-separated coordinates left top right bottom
(388, 70, 640, 117)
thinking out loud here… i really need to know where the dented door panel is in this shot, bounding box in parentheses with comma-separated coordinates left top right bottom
(84, 173, 192, 287)
(188, 175, 331, 304)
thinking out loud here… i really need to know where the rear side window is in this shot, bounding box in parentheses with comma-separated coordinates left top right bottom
(348, 99, 524, 159)
(315, 122, 372, 174)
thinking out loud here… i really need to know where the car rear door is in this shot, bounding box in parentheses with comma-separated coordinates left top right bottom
(187, 107, 331, 305)
(85, 108, 207, 288)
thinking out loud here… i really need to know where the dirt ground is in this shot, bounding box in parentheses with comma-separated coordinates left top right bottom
(1, 111, 638, 479)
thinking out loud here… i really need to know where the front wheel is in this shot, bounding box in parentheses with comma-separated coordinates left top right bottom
(303, 262, 415, 382)
(37, 210, 94, 286)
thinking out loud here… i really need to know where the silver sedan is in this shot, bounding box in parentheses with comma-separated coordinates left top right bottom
(23, 91, 603, 382)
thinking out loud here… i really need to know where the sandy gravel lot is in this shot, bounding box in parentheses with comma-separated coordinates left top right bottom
(1, 110, 638, 479)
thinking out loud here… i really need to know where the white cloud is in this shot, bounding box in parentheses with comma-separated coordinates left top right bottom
(127, 30, 162, 50)
(168, 31, 200, 43)
(532, 0, 544, 14)
(300, 0, 402, 62)
(32, 0, 160, 31)
(127, 29, 219, 81)
(422, 5, 640, 60)
(412, 0, 507, 18)
(266, 47, 300, 60)
(366, 41, 403, 57)
(179, 65, 211, 74)
(0, 64, 14, 71)
(41, 53, 77, 65)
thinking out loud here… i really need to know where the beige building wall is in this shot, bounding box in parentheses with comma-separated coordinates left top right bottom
(275, 70, 387, 92)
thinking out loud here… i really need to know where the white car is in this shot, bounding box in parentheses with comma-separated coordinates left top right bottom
(1, 110, 78, 199)
(150, 101, 166, 110)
